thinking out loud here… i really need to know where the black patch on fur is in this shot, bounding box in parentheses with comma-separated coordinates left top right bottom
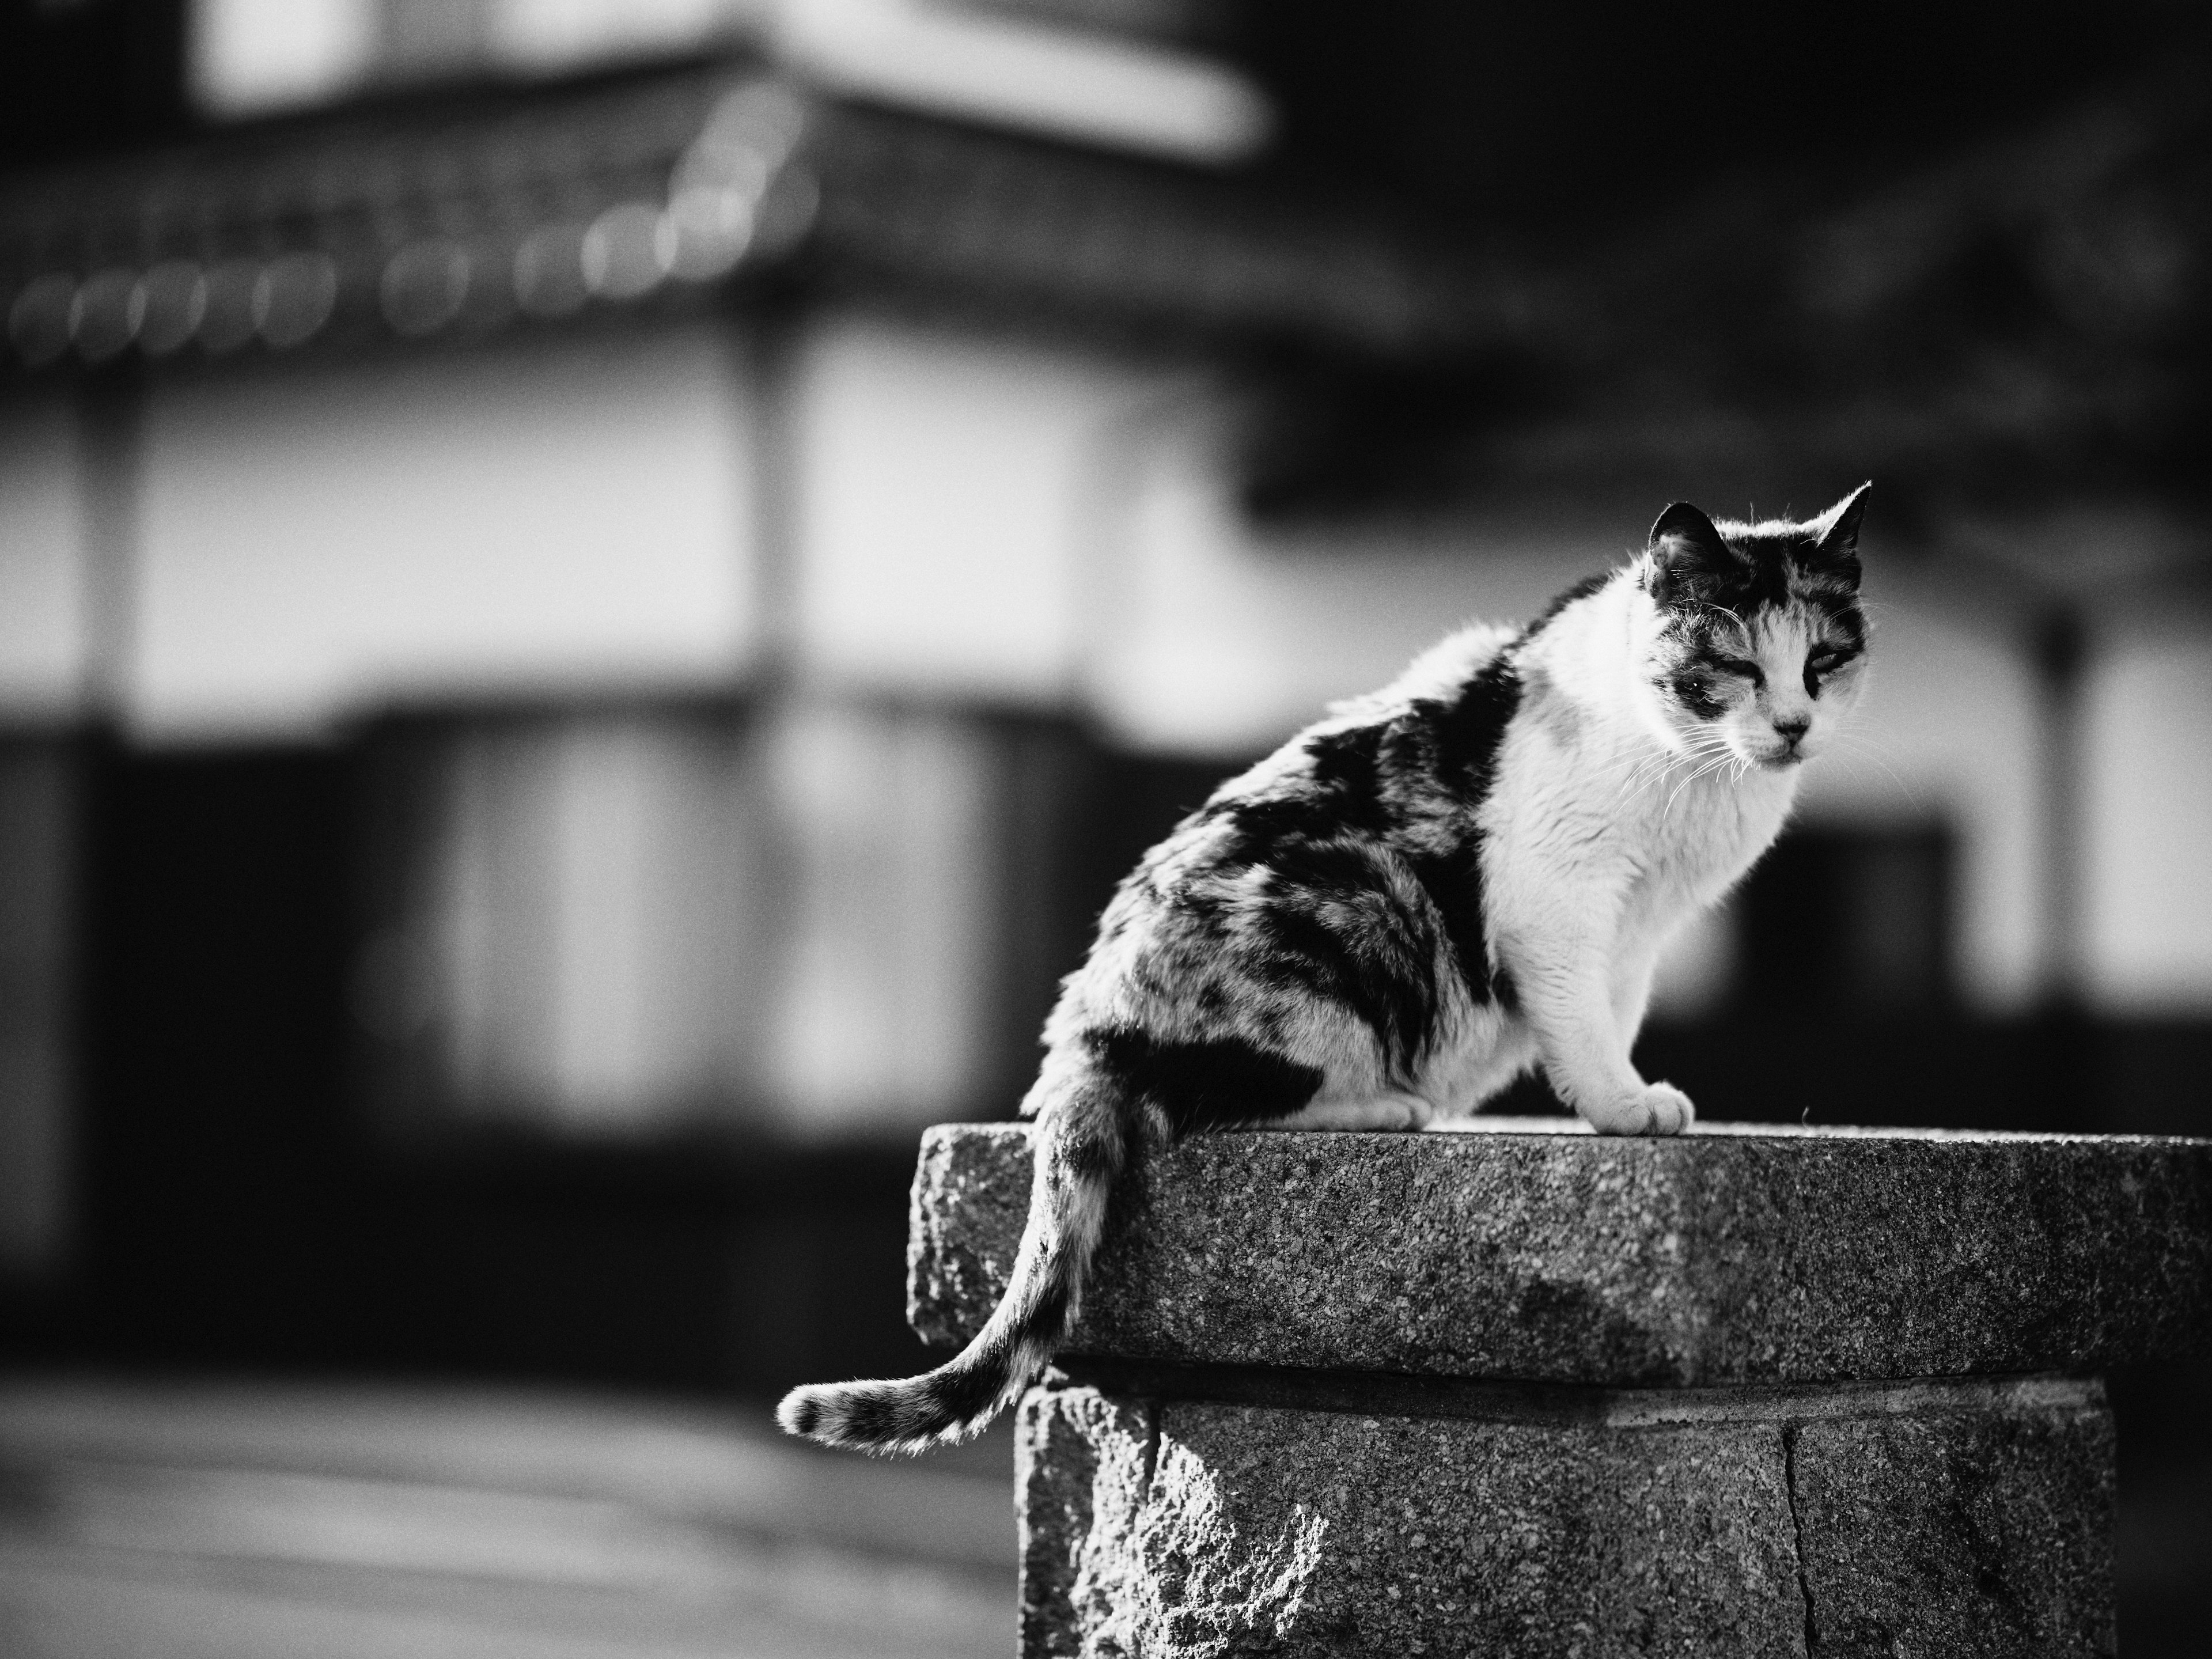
(1264, 834, 1383, 898)
(1403, 846, 1483, 997)
(1428, 657, 1524, 785)
(839, 1392, 897, 1444)
(1490, 960, 1520, 1013)
(1229, 658, 1524, 1066)
(787, 1396, 820, 1436)
(1648, 503, 1744, 610)
(1207, 724, 1393, 858)
(1213, 793, 1334, 853)
(1200, 726, 1442, 1074)
(1252, 882, 1438, 1078)
(1803, 636, 1865, 696)
(1743, 547, 1796, 612)
(1056, 1128, 1121, 1186)
(856, 1391, 921, 1445)
(1816, 601, 1868, 654)
(1304, 724, 1392, 816)
(1653, 500, 1869, 625)
(1684, 640, 1762, 687)
(1086, 1027, 1323, 1134)
(922, 1358, 1009, 1431)
(1124, 653, 1526, 1088)
(1402, 657, 1523, 1005)
(1024, 1277, 1073, 1342)
(1668, 665, 1730, 719)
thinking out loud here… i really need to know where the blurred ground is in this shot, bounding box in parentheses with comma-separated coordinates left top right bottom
(0, 1369, 2202, 1653)
(0, 1376, 1015, 1659)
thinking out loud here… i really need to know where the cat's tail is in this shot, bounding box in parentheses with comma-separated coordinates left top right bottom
(775, 1061, 1131, 1455)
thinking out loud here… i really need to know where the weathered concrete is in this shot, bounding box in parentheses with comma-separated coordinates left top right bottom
(1017, 1377, 2115, 1658)
(908, 1119, 2202, 1656)
(1789, 1402, 2116, 1657)
(909, 1120, 2212, 1385)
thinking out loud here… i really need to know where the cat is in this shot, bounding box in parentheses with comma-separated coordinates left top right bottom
(779, 483, 1872, 1454)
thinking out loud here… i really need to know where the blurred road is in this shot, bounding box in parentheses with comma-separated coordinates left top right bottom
(0, 1376, 1014, 1658)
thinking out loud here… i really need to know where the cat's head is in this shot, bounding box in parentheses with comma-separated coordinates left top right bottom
(1639, 484, 1870, 770)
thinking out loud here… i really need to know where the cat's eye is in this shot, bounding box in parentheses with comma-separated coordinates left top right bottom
(1715, 657, 1764, 685)
(1805, 647, 1857, 695)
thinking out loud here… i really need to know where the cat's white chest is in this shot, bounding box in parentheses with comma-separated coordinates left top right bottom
(1628, 765, 1797, 917)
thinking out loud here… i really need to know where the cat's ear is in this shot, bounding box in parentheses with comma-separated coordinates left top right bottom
(1808, 482, 1870, 585)
(1646, 501, 1740, 603)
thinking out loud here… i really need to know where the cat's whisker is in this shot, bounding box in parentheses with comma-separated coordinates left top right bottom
(1622, 737, 1731, 803)
(1607, 750, 1687, 791)
(1599, 745, 1697, 798)
(1650, 740, 1728, 783)
(1664, 747, 1739, 815)
(1592, 749, 1666, 784)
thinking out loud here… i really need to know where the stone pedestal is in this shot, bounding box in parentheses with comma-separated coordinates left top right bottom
(906, 1121, 2212, 1658)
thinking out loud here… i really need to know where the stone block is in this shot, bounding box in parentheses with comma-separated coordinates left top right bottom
(909, 1120, 2212, 1385)
(1017, 1376, 2115, 1658)
(1790, 1404, 2115, 1657)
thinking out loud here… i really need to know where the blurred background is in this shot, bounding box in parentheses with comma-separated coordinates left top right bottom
(1, 0, 2207, 1653)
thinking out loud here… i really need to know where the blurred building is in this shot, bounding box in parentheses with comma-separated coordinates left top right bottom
(1, 1, 2208, 1607)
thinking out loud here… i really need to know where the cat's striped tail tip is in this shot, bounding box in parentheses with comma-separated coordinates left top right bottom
(777, 1381, 900, 1452)
(775, 1376, 986, 1456)
(775, 1384, 830, 1441)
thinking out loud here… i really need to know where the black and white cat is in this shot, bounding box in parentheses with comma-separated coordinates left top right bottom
(781, 484, 1873, 1453)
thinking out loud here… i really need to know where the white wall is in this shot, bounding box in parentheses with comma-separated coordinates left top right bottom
(2085, 626, 2212, 1011)
(791, 310, 1180, 703)
(133, 327, 759, 741)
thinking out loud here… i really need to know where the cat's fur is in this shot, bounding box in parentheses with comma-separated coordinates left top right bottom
(779, 485, 1872, 1454)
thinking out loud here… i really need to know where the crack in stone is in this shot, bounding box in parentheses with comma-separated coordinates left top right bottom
(1140, 1397, 1162, 1496)
(1782, 1423, 1820, 1657)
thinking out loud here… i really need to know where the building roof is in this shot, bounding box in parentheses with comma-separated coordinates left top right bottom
(0, 62, 1494, 376)
(3, 49, 2204, 554)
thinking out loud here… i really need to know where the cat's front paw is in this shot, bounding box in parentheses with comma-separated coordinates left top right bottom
(1579, 1082, 1695, 1137)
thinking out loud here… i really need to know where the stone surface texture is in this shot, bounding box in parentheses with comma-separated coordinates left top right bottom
(1017, 1378, 2116, 1658)
(908, 1120, 2212, 1385)
(1789, 1404, 2115, 1658)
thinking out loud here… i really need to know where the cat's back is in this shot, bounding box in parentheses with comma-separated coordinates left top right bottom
(1071, 621, 1521, 975)
(1327, 621, 1520, 722)
(1165, 619, 1521, 854)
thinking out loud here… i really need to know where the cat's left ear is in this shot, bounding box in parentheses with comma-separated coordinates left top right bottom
(1646, 500, 1744, 605)
(1808, 482, 1871, 585)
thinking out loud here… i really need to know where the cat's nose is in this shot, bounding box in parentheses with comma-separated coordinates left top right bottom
(1773, 715, 1810, 746)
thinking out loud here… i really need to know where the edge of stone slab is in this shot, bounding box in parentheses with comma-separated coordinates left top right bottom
(1282, 1117, 2206, 1143)
(906, 1119, 2212, 1384)
(1046, 1355, 2107, 1427)
(926, 1118, 2212, 1145)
